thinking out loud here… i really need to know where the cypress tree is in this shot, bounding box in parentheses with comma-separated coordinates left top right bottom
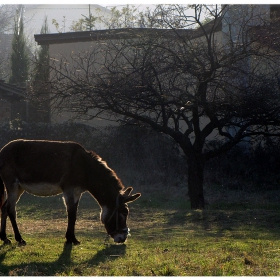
(9, 5, 29, 87)
(30, 16, 50, 123)
(33, 16, 49, 83)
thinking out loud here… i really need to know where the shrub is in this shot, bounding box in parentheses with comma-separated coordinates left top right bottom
(0, 122, 186, 187)
(95, 125, 187, 186)
(205, 137, 280, 190)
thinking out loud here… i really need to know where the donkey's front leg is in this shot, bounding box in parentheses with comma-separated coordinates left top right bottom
(63, 192, 81, 245)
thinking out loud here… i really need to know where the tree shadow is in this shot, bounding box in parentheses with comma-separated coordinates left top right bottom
(0, 242, 126, 276)
(163, 208, 280, 240)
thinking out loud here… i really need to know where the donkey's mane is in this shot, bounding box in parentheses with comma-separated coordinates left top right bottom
(88, 150, 124, 192)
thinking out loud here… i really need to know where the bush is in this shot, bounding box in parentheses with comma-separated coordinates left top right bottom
(0, 121, 97, 149)
(205, 137, 280, 190)
(95, 125, 187, 186)
(2, 120, 278, 192)
(0, 122, 186, 187)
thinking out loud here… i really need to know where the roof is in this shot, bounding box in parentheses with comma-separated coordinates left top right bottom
(34, 16, 280, 54)
(34, 24, 223, 46)
(34, 28, 190, 45)
(0, 80, 26, 98)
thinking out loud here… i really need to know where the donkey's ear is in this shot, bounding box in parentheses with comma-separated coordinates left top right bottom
(123, 193, 141, 204)
(123, 187, 133, 196)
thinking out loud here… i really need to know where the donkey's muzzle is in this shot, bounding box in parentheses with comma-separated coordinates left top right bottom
(114, 234, 126, 243)
(111, 228, 130, 243)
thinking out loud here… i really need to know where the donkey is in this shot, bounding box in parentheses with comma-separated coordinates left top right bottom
(0, 139, 141, 245)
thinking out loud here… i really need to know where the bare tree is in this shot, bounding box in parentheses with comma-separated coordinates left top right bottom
(48, 4, 280, 208)
(0, 5, 16, 33)
(9, 5, 29, 87)
(0, 5, 17, 80)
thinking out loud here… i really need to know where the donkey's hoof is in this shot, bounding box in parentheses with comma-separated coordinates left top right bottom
(65, 239, 80, 245)
(18, 239, 26, 246)
(3, 238, 11, 245)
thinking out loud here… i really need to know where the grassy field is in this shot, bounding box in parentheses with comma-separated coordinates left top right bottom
(0, 184, 280, 276)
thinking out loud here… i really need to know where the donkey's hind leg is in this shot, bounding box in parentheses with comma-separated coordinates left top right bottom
(63, 190, 81, 245)
(0, 177, 10, 244)
(0, 200, 11, 244)
(3, 182, 25, 245)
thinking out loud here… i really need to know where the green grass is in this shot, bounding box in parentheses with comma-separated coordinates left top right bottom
(0, 186, 280, 276)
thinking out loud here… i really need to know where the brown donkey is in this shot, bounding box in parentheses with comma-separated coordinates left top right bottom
(0, 139, 141, 245)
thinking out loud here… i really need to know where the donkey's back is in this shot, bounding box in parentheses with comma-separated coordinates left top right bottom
(0, 139, 90, 196)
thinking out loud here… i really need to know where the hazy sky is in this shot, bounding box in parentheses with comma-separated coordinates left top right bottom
(1, 0, 259, 5)
(2, 0, 279, 5)
(2, 1, 279, 8)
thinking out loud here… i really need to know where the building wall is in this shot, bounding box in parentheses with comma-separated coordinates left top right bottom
(0, 34, 13, 81)
(222, 4, 270, 46)
(0, 96, 11, 122)
(47, 30, 226, 133)
(49, 40, 117, 126)
(0, 93, 27, 124)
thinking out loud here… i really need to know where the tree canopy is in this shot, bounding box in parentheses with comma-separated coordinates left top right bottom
(48, 4, 280, 208)
(0, 5, 16, 33)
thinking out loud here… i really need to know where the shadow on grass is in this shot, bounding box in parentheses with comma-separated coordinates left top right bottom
(161, 207, 280, 241)
(0, 242, 126, 276)
(86, 243, 126, 267)
(132, 197, 280, 243)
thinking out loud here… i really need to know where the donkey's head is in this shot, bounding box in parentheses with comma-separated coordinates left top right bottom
(101, 187, 141, 243)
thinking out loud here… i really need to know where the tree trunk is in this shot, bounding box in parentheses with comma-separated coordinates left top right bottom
(187, 156, 205, 209)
